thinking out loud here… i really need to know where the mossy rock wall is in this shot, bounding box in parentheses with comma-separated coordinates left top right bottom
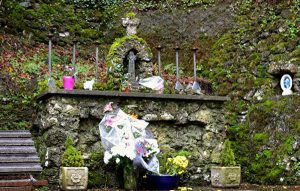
(229, 96, 300, 185)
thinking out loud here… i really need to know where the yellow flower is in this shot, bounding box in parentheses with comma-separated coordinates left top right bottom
(130, 113, 138, 119)
(7, 66, 13, 73)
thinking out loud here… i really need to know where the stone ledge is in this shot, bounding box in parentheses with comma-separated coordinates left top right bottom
(37, 89, 230, 102)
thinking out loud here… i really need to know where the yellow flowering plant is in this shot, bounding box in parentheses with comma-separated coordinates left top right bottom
(157, 149, 190, 176)
(165, 155, 189, 175)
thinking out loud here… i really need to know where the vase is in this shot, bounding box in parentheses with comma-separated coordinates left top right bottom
(63, 76, 75, 90)
(146, 174, 179, 190)
(123, 164, 137, 190)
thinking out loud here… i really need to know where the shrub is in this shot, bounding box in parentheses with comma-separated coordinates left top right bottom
(220, 139, 236, 166)
(61, 136, 84, 167)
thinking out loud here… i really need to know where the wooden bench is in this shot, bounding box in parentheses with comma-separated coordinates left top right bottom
(0, 131, 48, 191)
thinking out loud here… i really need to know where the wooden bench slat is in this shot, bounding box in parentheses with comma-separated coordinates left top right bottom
(0, 186, 32, 191)
(0, 179, 48, 187)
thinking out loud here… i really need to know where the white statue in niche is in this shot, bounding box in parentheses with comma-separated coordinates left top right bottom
(280, 74, 293, 96)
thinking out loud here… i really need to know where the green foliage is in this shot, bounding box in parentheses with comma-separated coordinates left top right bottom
(220, 139, 236, 166)
(61, 136, 84, 167)
(253, 133, 268, 144)
(76, 64, 94, 77)
(283, 1, 300, 40)
(35, 186, 49, 191)
(37, 79, 49, 94)
(88, 151, 107, 188)
(125, 12, 136, 18)
(163, 63, 184, 76)
(163, 81, 176, 94)
(0, 0, 123, 42)
(180, 0, 215, 7)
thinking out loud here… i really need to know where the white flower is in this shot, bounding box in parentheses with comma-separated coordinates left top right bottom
(104, 151, 112, 164)
(125, 147, 136, 160)
(111, 144, 126, 157)
(116, 158, 120, 164)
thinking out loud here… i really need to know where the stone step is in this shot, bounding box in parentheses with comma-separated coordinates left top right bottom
(0, 131, 31, 138)
(0, 163, 42, 173)
(0, 146, 36, 154)
(0, 130, 43, 175)
(0, 155, 40, 163)
(0, 138, 34, 146)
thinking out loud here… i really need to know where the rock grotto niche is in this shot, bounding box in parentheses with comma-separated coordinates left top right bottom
(106, 16, 154, 89)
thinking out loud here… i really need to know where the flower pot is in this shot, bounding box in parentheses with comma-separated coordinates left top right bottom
(146, 174, 179, 190)
(211, 166, 241, 188)
(63, 76, 75, 90)
(59, 167, 88, 191)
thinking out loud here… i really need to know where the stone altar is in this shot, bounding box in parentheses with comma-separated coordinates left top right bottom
(33, 89, 229, 189)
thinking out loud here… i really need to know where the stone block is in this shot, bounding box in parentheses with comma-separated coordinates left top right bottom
(60, 167, 88, 191)
(211, 166, 241, 188)
(189, 110, 213, 124)
(268, 62, 298, 76)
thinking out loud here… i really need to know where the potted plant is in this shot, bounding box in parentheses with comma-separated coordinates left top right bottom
(62, 65, 75, 90)
(211, 139, 241, 188)
(146, 149, 189, 190)
(60, 136, 88, 191)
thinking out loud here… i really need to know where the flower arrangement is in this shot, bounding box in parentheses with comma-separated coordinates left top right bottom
(64, 65, 75, 76)
(100, 102, 159, 166)
(99, 102, 160, 189)
(103, 143, 136, 165)
(135, 139, 160, 162)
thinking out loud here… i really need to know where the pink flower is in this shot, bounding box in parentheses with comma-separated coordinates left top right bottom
(105, 117, 115, 126)
(103, 102, 113, 113)
(64, 65, 75, 76)
(135, 142, 145, 156)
